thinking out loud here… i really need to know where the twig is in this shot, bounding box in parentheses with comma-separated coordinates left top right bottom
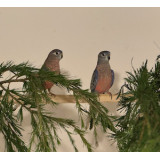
(0, 78, 28, 85)
(0, 84, 32, 112)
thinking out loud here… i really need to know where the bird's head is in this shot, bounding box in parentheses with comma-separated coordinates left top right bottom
(49, 49, 63, 60)
(98, 51, 110, 62)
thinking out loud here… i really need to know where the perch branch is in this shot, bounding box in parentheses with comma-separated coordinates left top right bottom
(48, 94, 120, 103)
(0, 94, 120, 105)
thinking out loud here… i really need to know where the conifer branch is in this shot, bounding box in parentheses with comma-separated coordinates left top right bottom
(0, 61, 115, 152)
(114, 60, 160, 152)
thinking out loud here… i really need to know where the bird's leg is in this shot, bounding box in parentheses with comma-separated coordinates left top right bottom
(104, 91, 112, 99)
(48, 88, 56, 97)
(95, 91, 100, 101)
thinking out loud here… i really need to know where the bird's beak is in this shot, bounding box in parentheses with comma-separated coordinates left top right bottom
(61, 53, 63, 59)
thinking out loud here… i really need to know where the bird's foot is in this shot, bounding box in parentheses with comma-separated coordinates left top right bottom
(48, 90, 56, 97)
(105, 92, 112, 99)
(96, 93, 100, 101)
(49, 93, 56, 97)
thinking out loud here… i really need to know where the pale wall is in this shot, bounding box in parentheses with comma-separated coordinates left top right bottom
(0, 8, 159, 152)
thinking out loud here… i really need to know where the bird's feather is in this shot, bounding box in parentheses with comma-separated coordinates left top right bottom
(41, 64, 49, 71)
(90, 69, 98, 93)
(111, 69, 114, 87)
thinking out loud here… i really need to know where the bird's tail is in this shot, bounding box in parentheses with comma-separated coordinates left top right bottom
(89, 118, 93, 130)
(86, 116, 93, 130)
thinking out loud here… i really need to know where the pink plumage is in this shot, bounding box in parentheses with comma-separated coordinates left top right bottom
(95, 63, 112, 94)
(44, 59, 60, 90)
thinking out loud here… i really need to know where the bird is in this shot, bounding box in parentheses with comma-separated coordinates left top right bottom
(89, 50, 114, 129)
(41, 49, 63, 96)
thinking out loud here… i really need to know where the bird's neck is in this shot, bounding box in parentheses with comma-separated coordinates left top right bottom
(44, 58, 60, 72)
(97, 59, 110, 66)
(96, 60, 111, 73)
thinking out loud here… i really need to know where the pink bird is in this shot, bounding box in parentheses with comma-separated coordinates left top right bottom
(89, 51, 114, 129)
(90, 51, 114, 95)
(41, 49, 63, 95)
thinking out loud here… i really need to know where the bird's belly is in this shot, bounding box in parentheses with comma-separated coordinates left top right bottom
(95, 77, 111, 94)
(44, 81, 54, 89)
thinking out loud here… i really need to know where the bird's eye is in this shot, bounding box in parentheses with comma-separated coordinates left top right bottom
(56, 52, 59, 55)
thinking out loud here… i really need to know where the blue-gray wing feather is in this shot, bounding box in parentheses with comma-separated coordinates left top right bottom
(41, 64, 48, 70)
(111, 69, 114, 87)
(90, 69, 98, 93)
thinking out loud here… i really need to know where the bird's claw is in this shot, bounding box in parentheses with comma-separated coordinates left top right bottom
(107, 92, 112, 100)
(103, 92, 112, 99)
(48, 91, 56, 97)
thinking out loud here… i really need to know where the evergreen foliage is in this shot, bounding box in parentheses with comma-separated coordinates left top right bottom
(115, 60, 160, 152)
(0, 61, 115, 152)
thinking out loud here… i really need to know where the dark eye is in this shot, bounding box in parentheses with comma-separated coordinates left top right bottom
(101, 53, 105, 56)
(56, 52, 59, 55)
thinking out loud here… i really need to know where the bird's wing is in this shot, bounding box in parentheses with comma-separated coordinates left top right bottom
(111, 69, 115, 87)
(90, 69, 98, 92)
(41, 64, 49, 71)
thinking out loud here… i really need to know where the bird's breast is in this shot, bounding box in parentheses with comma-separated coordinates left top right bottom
(95, 64, 112, 93)
(45, 59, 60, 73)
(43, 59, 60, 90)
